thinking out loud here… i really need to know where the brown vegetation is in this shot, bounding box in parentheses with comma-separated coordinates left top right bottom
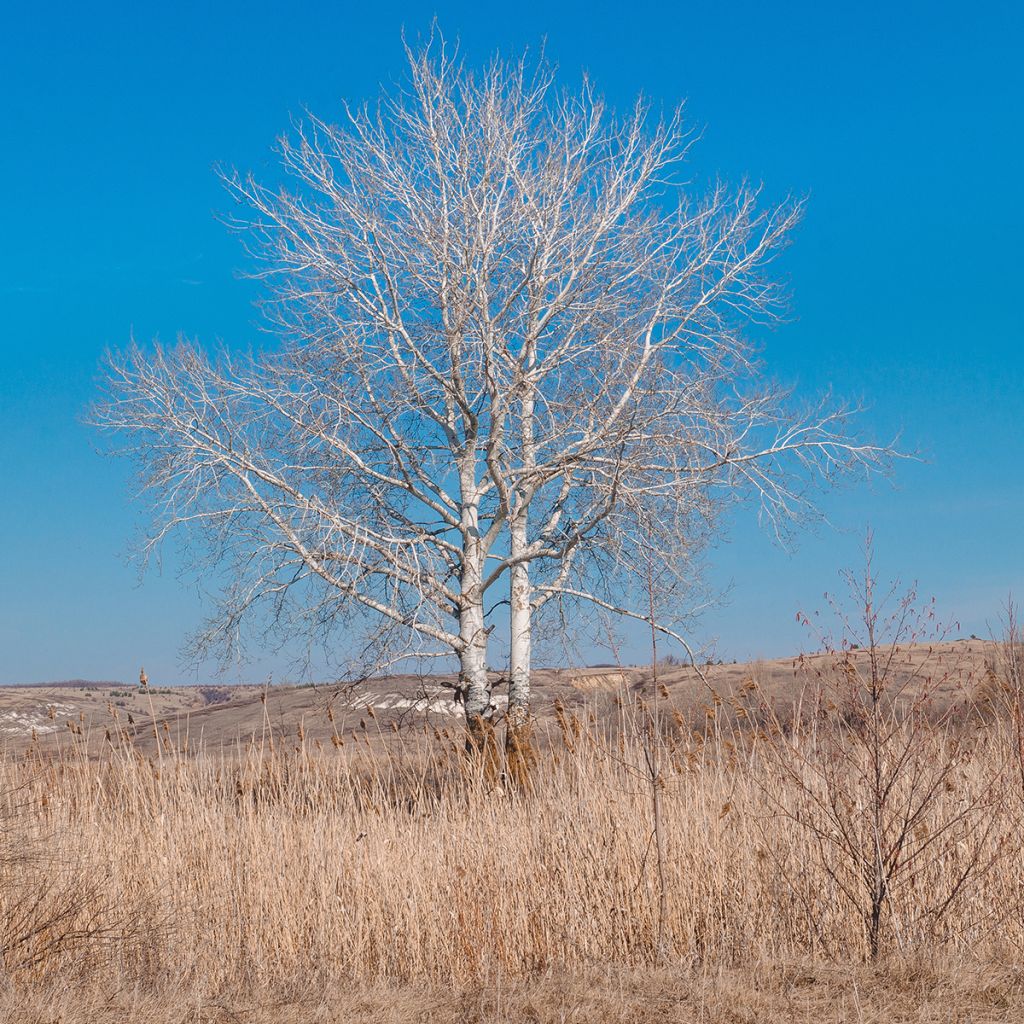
(6, 960, 1024, 1023)
(2, 631, 1024, 1022)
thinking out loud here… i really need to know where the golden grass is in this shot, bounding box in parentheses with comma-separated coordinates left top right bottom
(6, 960, 1024, 1023)
(3, 702, 1024, 1020)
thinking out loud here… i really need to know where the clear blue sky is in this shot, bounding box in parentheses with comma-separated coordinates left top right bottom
(1, 0, 1021, 684)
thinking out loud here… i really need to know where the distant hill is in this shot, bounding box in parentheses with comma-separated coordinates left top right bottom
(9, 679, 127, 689)
(0, 639, 1003, 756)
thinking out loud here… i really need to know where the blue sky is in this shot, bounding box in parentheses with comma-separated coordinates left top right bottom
(1, 0, 1021, 684)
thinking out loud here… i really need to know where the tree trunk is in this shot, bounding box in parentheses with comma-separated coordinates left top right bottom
(459, 598, 493, 752)
(506, 365, 536, 783)
(457, 476, 494, 758)
(507, 512, 535, 783)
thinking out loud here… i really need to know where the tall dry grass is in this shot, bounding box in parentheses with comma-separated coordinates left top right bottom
(3, 688, 1024, 1001)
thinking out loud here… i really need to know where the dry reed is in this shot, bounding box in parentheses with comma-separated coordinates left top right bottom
(3, 695, 1024, 1006)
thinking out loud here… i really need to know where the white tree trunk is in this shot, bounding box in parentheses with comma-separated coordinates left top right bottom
(459, 594, 491, 731)
(508, 513, 531, 729)
(507, 370, 535, 772)
(458, 467, 492, 748)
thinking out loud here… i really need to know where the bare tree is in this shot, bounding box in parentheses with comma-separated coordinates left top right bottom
(95, 35, 891, 750)
(752, 538, 1001, 959)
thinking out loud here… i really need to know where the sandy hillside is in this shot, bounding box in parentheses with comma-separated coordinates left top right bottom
(2, 638, 1001, 758)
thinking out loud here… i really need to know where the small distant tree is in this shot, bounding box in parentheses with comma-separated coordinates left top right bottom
(95, 34, 891, 752)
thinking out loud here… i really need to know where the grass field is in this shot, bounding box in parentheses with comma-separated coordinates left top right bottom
(2, 639, 1024, 1022)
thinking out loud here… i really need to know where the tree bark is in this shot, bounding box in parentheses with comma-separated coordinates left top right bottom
(458, 466, 493, 755)
(506, 512, 535, 782)
(459, 597, 492, 751)
(506, 367, 536, 782)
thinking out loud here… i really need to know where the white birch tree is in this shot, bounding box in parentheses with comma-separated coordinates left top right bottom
(95, 36, 891, 751)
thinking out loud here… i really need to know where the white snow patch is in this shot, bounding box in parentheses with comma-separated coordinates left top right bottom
(340, 690, 508, 717)
(0, 702, 78, 736)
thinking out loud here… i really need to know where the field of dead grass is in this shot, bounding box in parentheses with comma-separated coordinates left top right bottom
(6, 959, 1024, 1023)
(3, 658, 1024, 1023)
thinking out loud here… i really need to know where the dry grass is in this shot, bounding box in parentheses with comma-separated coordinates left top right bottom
(3, 690, 1024, 1022)
(6, 960, 1024, 1022)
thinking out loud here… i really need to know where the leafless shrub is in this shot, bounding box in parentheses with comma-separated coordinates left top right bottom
(749, 538, 1004, 959)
